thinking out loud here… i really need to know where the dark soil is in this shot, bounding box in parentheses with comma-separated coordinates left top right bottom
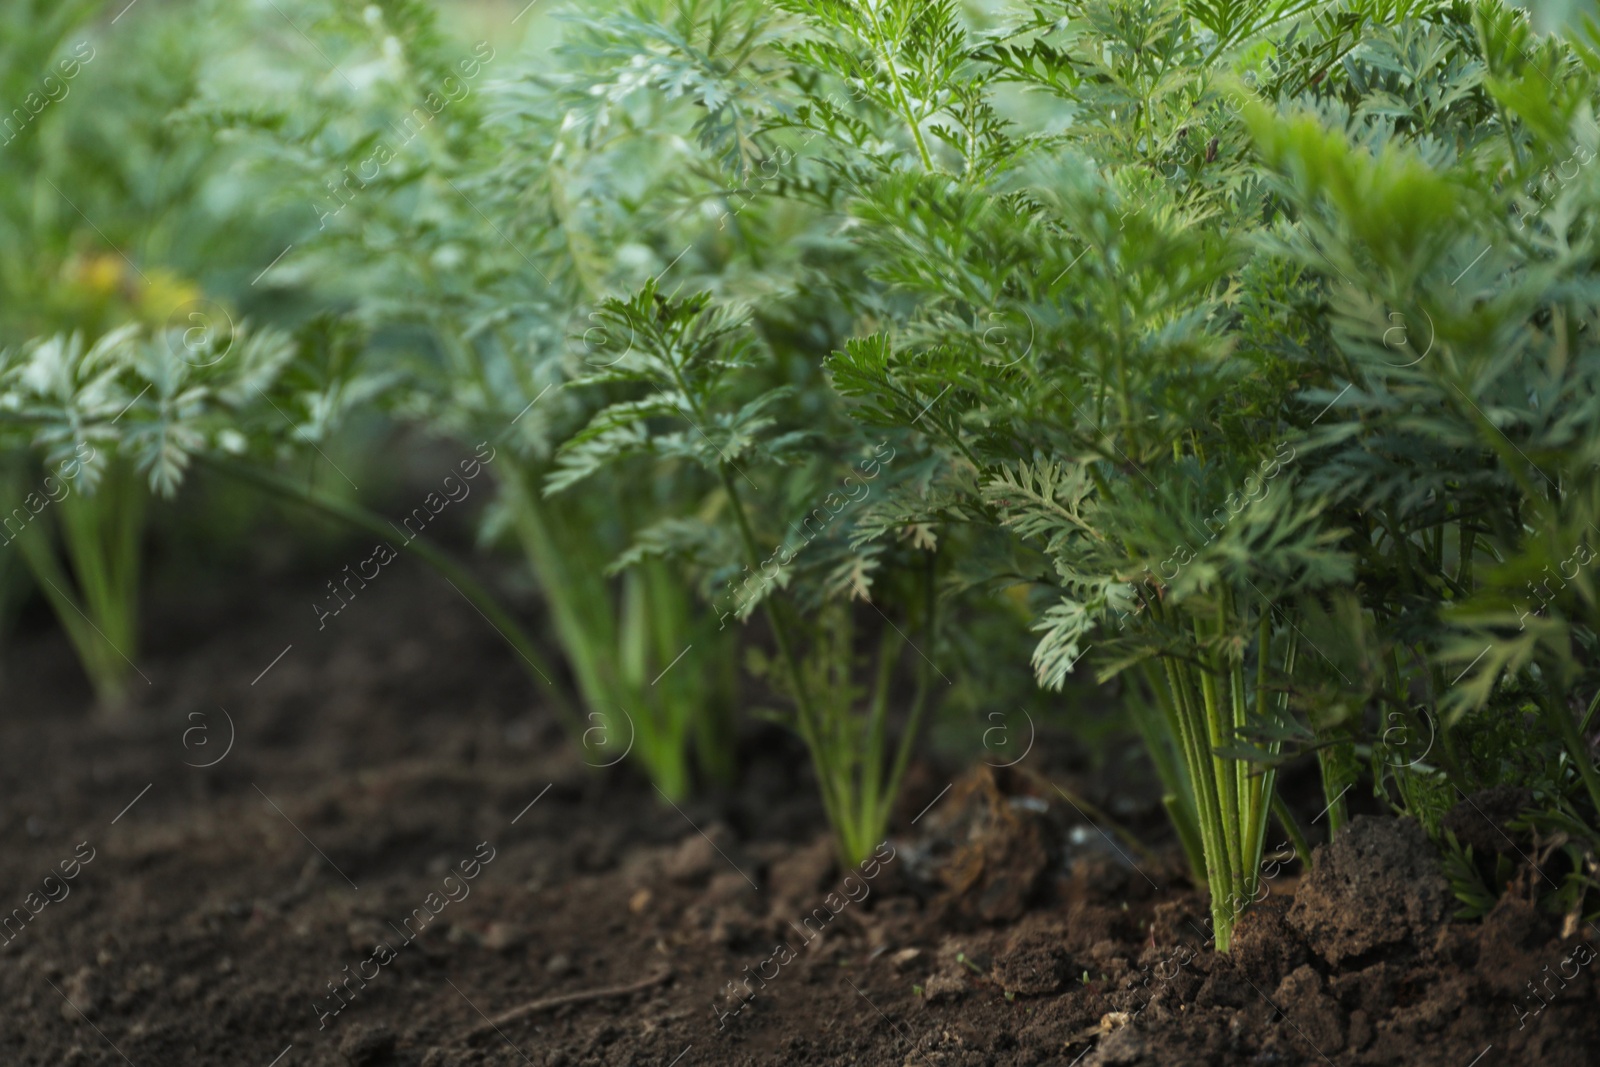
(2, 544, 1595, 1066)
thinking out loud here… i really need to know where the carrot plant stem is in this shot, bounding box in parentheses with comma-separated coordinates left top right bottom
(718, 463, 870, 864)
(1271, 794, 1312, 868)
(878, 550, 938, 833)
(1581, 687, 1600, 737)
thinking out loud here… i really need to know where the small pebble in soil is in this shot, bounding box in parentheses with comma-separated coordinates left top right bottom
(546, 952, 575, 976)
(891, 947, 924, 971)
(482, 921, 523, 951)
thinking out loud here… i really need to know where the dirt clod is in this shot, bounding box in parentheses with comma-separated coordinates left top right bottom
(934, 769, 1055, 924)
(921, 973, 967, 1003)
(994, 934, 1073, 995)
(767, 835, 836, 906)
(1287, 816, 1451, 966)
(1272, 963, 1345, 1053)
(338, 1024, 397, 1066)
(663, 830, 723, 885)
(1229, 895, 1308, 989)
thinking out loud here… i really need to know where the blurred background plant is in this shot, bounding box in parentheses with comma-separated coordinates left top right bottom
(0, 0, 315, 709)
(0, 321, 295, 708)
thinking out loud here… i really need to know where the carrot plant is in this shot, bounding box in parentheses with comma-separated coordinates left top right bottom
(548, 282, 938, 865)
(503, 0, 968, 861)
(198, 0, 750, 798)
(0, 321, 295, 706)
(0, 0, 312, 703)
(1245, 1, 1600, 916)
(716, 0, 1356, 947)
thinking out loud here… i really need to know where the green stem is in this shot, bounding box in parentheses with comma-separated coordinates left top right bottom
(1163, 650, 1231, 945)
(15, 461, 146, 707)
(1245, 609, 1271, 853)
(876, 549, 939, 837)
(1581, 686, 1600, 736)
(1271, 794, 1313, 869)
(1137, 660, 1204, 883)
(1164, 793, 1208, 885)
(1315, 742, 1351, 836)
(718, 464, 820, 734)
(717, 462, 868, 863)
(14, 512, 131, 705)
(861, 624, 902, 842)
(859, 4, 934, 172)
(1194, 615, 1242, 913)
